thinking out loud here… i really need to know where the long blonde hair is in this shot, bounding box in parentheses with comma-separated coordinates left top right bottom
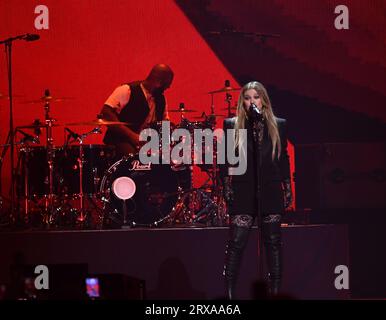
(234, 81, 281, 160)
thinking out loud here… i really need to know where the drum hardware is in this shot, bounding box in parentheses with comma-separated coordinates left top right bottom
(0, 92, 24, 100)
(0, 130, 29, 224)
(63, 126, 104, 226)
(159, 113, 228, 226)
(8, 89, 60, 226)
(22, 95, 74, 104)
(207, 86, 241, 94)
(207, 81, 240, 95)
(15, 129, 40, 145)
(65, 119, 131, 126)
(168, 109, 197, 113)
(147, 116, 228, 226)
(208, 80, 239, 117)
(224, 91, 236, 118)
(13, 89, 72, 227)
(168, 102, 198, 113)
(17, 123, 60, 130)
(15, 134, 39, 222)
(192, 112, 226, 120)
(43, 89, 59, 225)
(185, 115, 229, 225)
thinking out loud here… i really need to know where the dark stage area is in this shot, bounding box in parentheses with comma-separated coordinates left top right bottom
(0, 224, 350, 300)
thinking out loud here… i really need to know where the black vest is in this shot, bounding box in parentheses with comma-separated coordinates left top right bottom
(103, 81, 166, 145)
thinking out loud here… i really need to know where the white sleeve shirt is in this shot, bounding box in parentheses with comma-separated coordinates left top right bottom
(104, 84, 169, 124)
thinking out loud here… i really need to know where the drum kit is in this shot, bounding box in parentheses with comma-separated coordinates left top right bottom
(0, 84, 241, 229)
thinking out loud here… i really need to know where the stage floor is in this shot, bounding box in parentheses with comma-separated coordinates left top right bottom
(0, 224, 350, 299)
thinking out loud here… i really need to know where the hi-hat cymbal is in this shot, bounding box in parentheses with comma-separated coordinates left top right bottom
(168, 109, 197, 113)
(208, 86, 240, 94)
(65, 119, 130, 126)
(22, 96, 75, 104)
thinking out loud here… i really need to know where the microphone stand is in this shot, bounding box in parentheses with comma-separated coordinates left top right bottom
(0, 34, 39, 225)
(0, 132, 12, 220)
(1, 36, 18, 224)
(250, 112, 265, 282)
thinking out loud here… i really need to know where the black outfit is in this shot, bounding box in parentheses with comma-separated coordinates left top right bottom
(103, 81, 166, 156)
(223, 116, 290, 216)
(221, 116, 291, 299)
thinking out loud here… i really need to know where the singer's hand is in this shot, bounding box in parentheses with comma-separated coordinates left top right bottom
(250, 103, 263, 121)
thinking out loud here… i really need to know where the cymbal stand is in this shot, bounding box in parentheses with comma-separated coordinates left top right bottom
(225, 92, 234, 118)
(210, 93, 215, 115)
(64, 126, 102, 227)
(42, 89, 58, 225)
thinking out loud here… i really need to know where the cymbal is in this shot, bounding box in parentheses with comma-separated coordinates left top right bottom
(65, 119, 130, 126)
(168, 109, 197, 113)
(192, 114, 226, 119)
(22, 96, 75, 104)
(208, 86, 240, 94)
(0, 93, 24, 100)
(17, 123, 60, 129)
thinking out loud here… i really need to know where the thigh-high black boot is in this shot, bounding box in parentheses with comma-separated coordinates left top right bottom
(262, 214, 282, 297)
(223, 215, 253, 300)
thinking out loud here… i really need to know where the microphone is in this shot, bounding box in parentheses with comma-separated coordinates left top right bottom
(24, 34, 40, 42)
(65, 127, 80, 140)
(91, 127, 102, 134)
(17, 130, 39, 144)
(250, 103, 263, 121)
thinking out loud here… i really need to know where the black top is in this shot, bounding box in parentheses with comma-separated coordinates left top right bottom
(103, 81, 166, 145)
(221, 117, 291, 216)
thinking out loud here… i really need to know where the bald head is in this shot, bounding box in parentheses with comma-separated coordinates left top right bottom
(144, 64, 174, 95)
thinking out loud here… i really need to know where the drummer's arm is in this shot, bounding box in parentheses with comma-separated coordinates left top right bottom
(101, 84, 139, 145)
(100, 105, 139, 144)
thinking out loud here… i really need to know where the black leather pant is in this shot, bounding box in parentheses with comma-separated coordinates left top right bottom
(223, 214, 282, 299)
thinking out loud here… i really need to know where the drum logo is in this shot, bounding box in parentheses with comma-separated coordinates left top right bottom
(130, 160, 151, 171)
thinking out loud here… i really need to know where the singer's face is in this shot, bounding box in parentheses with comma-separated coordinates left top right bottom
(243, 89, 262, 111)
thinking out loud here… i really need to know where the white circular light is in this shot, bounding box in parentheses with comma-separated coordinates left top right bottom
(112, 177, 136, 200)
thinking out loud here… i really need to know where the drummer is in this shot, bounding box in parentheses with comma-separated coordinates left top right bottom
(100, 64, 174, 156)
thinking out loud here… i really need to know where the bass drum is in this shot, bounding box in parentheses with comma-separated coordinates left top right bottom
(100, 154, 191, 227)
